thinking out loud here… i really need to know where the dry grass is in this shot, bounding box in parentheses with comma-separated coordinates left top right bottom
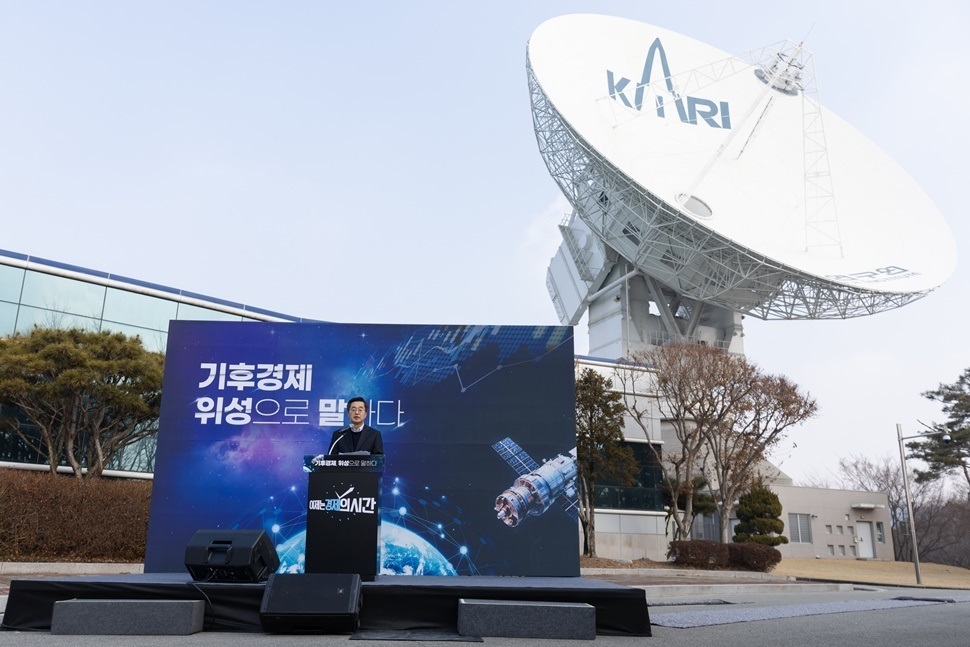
(580, 554, 970, 589)
(773, 558, 970, 589)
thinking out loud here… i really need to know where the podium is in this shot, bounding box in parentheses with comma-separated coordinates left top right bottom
(303, 455, 384, 579)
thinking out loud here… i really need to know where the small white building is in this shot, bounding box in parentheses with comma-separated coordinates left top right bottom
(772, 483, 894, 560)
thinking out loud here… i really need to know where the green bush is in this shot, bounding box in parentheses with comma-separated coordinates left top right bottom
(733, 483, 789, 547)
(0, 467, 151, 562)
(728, 542, 782, 572)
(667, 540, 729, 569)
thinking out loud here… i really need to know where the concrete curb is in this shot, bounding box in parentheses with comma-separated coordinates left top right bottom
(3, 564, 791, 580)
(580, 567, 794, 581)
(0, 562, 143, 575)
(640, 582, 853, 598)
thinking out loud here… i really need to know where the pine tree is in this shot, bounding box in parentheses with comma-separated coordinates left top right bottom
(733, 482, 789, 546)
(575, 367, 637, 557)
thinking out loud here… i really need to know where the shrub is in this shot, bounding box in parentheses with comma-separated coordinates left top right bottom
(728, 542, 782, 572)
(733, 483, 789, 547)
(0, 467, 151, 562)
(667, 540, 729, 569)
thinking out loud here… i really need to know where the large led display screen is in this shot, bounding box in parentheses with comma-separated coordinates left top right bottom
(145, 321, 578, 576)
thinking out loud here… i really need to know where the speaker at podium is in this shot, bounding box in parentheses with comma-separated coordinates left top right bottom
(260, 573, 362, 633)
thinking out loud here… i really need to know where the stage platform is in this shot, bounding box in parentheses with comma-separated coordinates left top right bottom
(0, 573, 651, 637)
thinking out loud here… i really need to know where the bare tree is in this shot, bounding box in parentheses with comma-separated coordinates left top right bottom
(832, 454, 966, 564)
(705, 373, 817, 542)
(612, 359, 688, 533)
(623, 344, 815, 543)
(625, 344, 751, 540)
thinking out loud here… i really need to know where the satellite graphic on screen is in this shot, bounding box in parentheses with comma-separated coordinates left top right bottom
(492, 437, 579, 527)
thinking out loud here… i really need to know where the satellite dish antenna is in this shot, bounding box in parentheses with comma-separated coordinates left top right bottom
(531, 15, 956, 358)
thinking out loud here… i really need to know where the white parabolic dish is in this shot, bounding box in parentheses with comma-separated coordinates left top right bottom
(528, 14, 957, 319)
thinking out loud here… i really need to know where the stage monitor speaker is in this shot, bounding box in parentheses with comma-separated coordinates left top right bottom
(259, 573, 361, 634)
(184, 529, 280, 582)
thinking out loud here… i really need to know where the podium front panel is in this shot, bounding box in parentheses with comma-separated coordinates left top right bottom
(305, 462, 383, 577)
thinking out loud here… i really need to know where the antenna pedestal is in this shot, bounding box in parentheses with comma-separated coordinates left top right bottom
(547, 213, 745, 359)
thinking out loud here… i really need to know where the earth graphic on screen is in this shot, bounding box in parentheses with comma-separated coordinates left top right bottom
(273, 522, 457, 576)
(379, 522, 458, 576)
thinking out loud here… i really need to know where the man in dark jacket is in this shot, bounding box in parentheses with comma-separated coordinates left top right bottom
(327, 396, 384, 455)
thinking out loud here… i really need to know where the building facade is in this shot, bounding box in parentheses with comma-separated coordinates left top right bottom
(577, 355, 897, 562)
(773, 485, 894, 560)
(0, 248, 311, 475)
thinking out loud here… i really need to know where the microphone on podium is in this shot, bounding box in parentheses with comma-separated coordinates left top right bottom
(327, 427, 351, 456)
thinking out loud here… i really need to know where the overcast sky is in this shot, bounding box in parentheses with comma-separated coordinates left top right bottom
(1, 1, 967, 484)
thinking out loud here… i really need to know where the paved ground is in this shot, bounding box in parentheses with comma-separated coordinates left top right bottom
(3, 563, 970, 644)
(2, 587, 970, 646)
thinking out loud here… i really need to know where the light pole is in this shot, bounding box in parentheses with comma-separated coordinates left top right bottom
(896, 423, 952, 586)
(896, 423, 922, 585)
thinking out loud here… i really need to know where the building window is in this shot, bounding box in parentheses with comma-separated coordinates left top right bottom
(839, 545, 846, 556)
(788, 513, 813, 543)
(692, 512, 718, 541)
(827, 545, 835, 555)
(837, 525, 844, 534)
(876, 522, 885, 543)
(592, 442, 664, 512)
(825, 524, 832, 534)
(20, 271, 106, 319)
(847, 525, 854, 536)
(0, 264, 25, 303)
(850, 545, 857, 557)
(0, 301, 17, 337)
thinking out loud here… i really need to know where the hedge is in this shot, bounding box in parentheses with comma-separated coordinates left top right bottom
(728, 542, 782, 572)
(668, 539, 782, 572)
(0, 467, 151, 562)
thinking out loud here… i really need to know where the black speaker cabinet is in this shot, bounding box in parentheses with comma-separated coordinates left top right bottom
(260, 573, 362, 634)
(184, 529, 280, 582)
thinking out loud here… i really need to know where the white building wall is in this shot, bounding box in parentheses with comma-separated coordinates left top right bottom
(592, 511, 669, 561)
(772, 485, 895, 561)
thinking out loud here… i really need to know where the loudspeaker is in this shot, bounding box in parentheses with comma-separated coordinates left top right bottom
(259, 573, 361, 634)
(184, 529, 280, 582)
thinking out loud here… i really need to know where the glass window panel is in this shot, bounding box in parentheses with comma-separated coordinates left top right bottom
(99, 321, 168, 354)
(0, 301, 17, 337)
(788, 513, 813, 543)
(102, 288, 178, 332)
(0, 414, 47, 464)
(20, 271, 106, 319)
(592, 442, 664, 511)
(0, 264, 25, 303)
(15, 305, 100, 334)
(799, 514, 813, 543)
(108, 436, 156, 472)
(176, 303, 243, 322)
